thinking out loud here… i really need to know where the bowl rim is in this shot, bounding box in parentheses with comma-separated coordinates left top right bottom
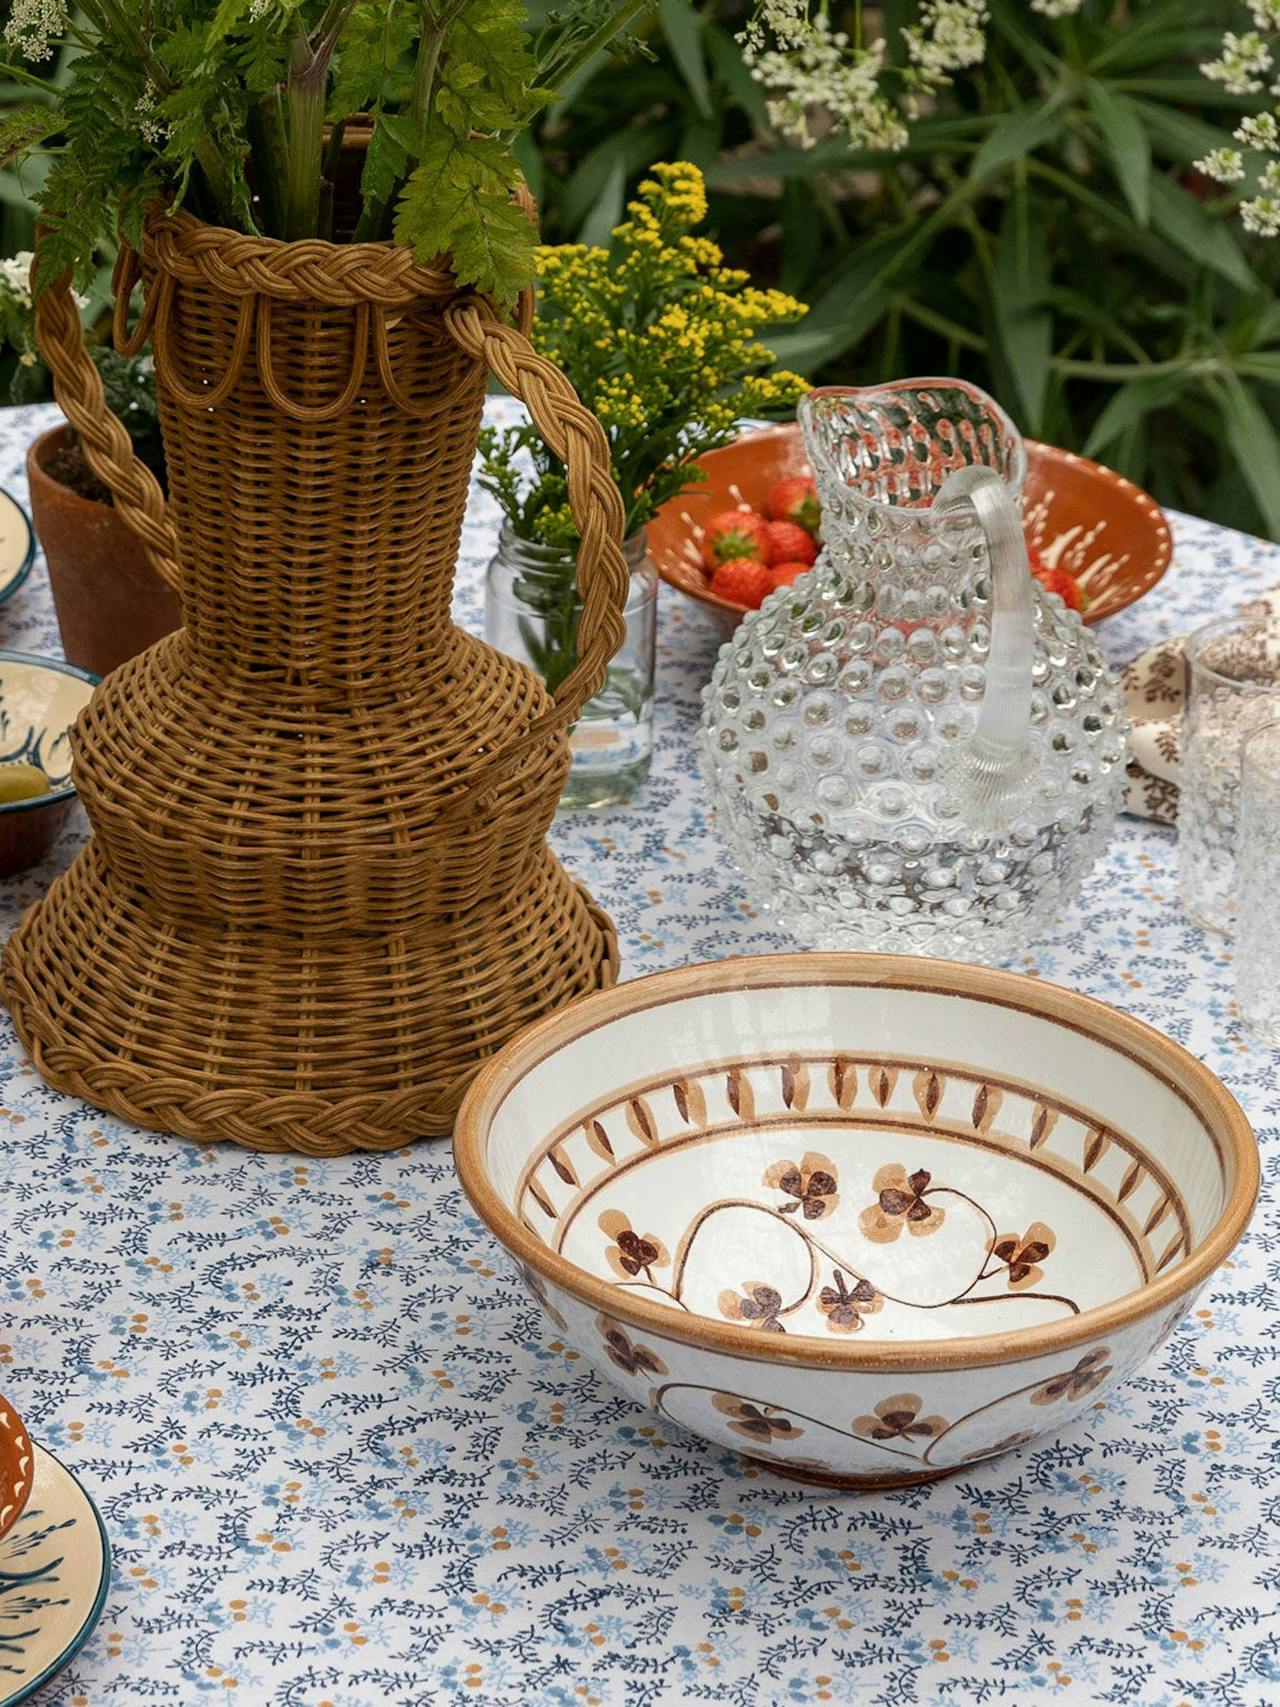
(0, 486, 36, 611)
(651, 424, 1173, 629)
(0, 648, 98, 815)
(454, 953, 1258, 1373)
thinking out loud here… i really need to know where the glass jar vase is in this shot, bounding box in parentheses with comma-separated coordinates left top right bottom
(485, 525, 657, 809)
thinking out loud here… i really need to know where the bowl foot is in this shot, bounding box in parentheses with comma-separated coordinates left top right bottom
(746, 1456, 954, 1492)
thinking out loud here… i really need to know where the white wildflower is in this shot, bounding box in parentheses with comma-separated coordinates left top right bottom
(1251, 0, 1280, 26)
(1197, 145, 1247, 182)
(1202, 31, 1273, 95)
(136, 80, 169, 147)
(0, 251, 34, 308)
(1237, 110, 1280, 148)
(1031, 0, 1085, 15)
(741, 0, 813, 54)
(17, 351, 36, 367)
(1242, 191, 1280, 233)
(742, 12, 910, 152)
(3, 0, 67, 61)
(903, 1, 988, 90)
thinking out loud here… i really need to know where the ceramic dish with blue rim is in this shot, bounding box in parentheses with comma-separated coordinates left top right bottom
(0, 489, 35, 611)
(0, 651, 97, 877)
(0, 1443, 110, 1705)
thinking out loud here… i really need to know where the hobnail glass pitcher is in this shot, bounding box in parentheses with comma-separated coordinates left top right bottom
(698, 380, 1128, 965)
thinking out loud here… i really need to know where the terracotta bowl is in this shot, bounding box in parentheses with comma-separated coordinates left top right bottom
(456, 954, 1257, 1491)
(0, 651, 97, 877)
(650, 423, 1173, 637)
(0, 1393, 33, 1543)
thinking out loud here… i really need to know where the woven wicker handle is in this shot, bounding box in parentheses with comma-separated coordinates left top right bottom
(32, 246, 184, 593)
(443, 296, 630, 794)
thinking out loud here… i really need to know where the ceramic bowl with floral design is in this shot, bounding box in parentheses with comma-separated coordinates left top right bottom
(455, 955, 1257, 1490)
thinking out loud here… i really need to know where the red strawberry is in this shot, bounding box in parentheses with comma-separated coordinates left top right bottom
(703, 509, 770, 567)
(768, 476, 821, 535)
(763, 519, 817, 567)
(710, 557, 772, 609)
(768, 560, 811, 590)
(1036, 566, 1086, 613)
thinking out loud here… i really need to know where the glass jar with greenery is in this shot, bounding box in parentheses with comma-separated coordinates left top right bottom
(486, 526, 655, 808)
(479, 160, 808, 806)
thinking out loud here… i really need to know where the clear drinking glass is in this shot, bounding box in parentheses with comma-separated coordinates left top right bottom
(1179, 616, 1280, 935)
(486, 526, 657, 809)
(1235, 717, 1280, 1044)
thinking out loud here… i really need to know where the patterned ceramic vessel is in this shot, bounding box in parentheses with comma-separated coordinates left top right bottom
(0, 488, 35, 611)
(455, 955, 1258, 1491)
(0, 1442, 109, 1705)
(0, 1396, 32, 1544)
(0, 652, 97, 877)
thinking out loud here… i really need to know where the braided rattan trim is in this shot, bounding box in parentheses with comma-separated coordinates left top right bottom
(436, 297, 630, 816)
(145, 205, 461, 307)
(2, 883, 619, 1154)
(33, 251, 182, 591)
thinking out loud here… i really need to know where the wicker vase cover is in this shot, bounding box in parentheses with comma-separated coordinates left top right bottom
(1, 207, 630, 1155)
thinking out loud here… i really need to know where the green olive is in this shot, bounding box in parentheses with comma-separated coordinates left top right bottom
(0, 763, 52, 803)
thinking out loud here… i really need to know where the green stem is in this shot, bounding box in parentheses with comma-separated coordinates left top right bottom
(900, 299, 988, 354)
(248, 90, 289, 237)
(356, 1, 464, 244)
(321, 115, 347, 183)
(191, 139, 239, 229)
(532, 0, 653, 100)
(310, 0, 358, 59)
(282, 31, 325, 240)
(0, 59, 60, 94)
(1050, 354, 1221, 380)
(410, 15, 446, 138)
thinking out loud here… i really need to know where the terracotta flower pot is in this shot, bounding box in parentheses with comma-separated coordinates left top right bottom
(26, 423, 182, 679)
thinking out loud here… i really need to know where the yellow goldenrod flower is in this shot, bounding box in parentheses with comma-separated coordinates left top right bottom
(481, 161, 809, 549)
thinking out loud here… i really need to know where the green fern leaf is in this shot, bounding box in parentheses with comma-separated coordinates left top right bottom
(393, 125, 533, 303)
(360, 112, 417, 208)
(0, 104, 60, 169)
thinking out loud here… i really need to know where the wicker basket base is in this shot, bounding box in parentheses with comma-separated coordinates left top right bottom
(2, 843, 619, 1155)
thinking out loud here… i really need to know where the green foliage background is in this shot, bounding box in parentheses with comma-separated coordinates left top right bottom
(5, 0, 1280, 537)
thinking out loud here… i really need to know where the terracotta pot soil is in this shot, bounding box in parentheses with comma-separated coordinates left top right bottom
(40, 433, 113, 505)
(26, 423, 182, 679)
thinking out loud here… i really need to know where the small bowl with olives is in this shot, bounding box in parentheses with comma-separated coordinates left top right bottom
(0, 651, 97, 878)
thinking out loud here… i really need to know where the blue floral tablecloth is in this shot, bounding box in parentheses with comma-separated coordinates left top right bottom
(0, 397, 1277, 1707)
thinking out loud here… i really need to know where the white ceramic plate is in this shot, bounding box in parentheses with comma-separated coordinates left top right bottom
(0, 1444, 109, 1705)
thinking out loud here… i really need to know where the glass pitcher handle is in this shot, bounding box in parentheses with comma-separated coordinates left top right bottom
(935, 465, 1036, 805)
